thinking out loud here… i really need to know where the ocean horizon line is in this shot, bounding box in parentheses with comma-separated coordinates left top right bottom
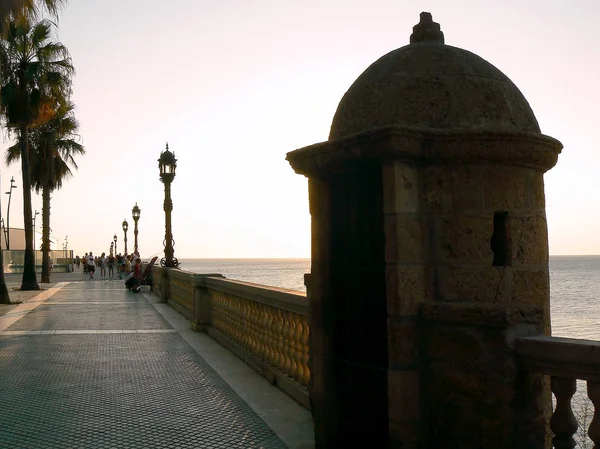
(176, 255, 600, 260)
(178, 257, 310, 260)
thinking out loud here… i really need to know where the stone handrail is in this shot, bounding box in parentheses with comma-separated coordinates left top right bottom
(516, 336, 600, 448)
(151, 267, 310, 409)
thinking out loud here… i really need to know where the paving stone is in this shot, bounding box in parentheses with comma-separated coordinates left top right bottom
(0, 282, 287, 448)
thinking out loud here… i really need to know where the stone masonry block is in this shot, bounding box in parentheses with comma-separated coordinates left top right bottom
(386, 264, 428, 316)
(388, 315, 418, 369)
(509, 215, 549, 265)
(420, 302, 544, 329)
(384, 214, 426, 264)
(437, 214, 494, 263)
(389, 419, 420, 449)
(482, 166, 530, 212)
(436, 264, 509, 303)
(420, 301, 547, 449)
(450, 164, 484, 211)
(308, 177, 335, 222)
(529, 172, 546, 209)
(382, 161, 420, 214)
(388, 369, 420, 421)
(422, 165, 452, 212)
(388, 369, 420, 448)
(512, 268, 550, 308)
(423, 326, 485, 363)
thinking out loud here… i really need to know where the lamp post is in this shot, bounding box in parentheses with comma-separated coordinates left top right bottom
(159, 143, 178, 268)
(132, 203, 140, 255)
(122, 219, 128, 256)
(110, 242, 114, 256)
(4, 176, 16, 250)
(33, 210, 39, 252)
(113, 234, 117, 255)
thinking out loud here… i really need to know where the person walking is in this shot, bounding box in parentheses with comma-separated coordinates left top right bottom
(99, 252, 107, 279)
(107, 253, 115, 279)
(108, 253, 115, 280)
(87, 252, 95, 279)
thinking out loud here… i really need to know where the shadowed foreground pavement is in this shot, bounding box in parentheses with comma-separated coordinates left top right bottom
(0, 275, 314, 448)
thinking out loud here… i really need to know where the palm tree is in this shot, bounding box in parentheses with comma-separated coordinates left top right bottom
(7, 100, 84, 283)
(0, 0, 66, 30)
(0, 18, 73, 290)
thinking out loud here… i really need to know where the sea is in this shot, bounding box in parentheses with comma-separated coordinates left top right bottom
(178, 256, 600, 341)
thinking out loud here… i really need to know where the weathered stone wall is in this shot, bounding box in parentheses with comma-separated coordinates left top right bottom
(422, 163, 551, 331)
(382, 160, 426, 447)
(419, 159, 553, 448)
(420, 302, 547, 449)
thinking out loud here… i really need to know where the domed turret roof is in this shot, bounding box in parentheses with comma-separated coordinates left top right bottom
(329, 12, 540, 140)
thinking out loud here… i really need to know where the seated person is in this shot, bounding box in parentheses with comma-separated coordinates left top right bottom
(125, 258, 142, 292)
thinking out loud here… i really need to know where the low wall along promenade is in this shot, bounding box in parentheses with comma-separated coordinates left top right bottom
(151, 266, 311, 409)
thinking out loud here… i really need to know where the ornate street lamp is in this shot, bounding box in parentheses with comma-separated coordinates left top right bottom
(122, 219, 128, 256)
(113, 234, 117, 255)
(4, 176, 17, 250)
(132, 203, 140, 255)
(158, 143, 178, 268)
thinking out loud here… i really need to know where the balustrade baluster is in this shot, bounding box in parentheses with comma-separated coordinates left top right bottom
(551, 376, 578, 449)
(256, 304, 265, 359)
(249, 301, 259, 354)
(301, 317, 310, 385)
(275, 309, 285, 370)
(290, 315, 302, 382)
(587, 380, 600, 447)
(241, 299, 248, 349)
(282, 311, 293, 375)
(265, 307, 275, 366)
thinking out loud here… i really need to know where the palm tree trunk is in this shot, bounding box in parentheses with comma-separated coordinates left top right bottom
(19, 124, 39, 290)
(0, 246, 11, 303)
(41, 185, 50, 283)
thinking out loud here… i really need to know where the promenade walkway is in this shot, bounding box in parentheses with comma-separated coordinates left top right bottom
(0, 272, 314, 449)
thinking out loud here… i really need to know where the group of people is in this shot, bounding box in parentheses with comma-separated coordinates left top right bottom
(74, 252, 144, 291)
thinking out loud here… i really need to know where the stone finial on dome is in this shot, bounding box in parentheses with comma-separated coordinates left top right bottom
(410, 12, 444, 44)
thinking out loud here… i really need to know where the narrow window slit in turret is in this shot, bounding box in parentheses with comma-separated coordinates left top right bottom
(491, 211, 511, 267)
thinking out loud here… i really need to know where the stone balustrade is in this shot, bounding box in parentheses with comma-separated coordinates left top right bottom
(151, 267, 310, 409)
(517, 336, 600, 448)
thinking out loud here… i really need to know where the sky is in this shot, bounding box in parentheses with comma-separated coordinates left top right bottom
(0, 0, 598, 258)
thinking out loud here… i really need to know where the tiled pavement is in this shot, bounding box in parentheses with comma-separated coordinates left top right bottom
(0, 277, 315, 448)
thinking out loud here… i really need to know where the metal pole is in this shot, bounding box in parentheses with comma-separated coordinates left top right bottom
(163, 181, 176, 267)
(33, 210, 39, 251)
(133, 218, 139, 254)
(5, 176, 16, 250)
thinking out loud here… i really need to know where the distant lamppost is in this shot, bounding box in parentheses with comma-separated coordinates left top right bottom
(64, 236, 68, 270)
(132, 203, 140, 255)
(113, 234, 117, 255)
(159, 143, 178, 268)
(110, 242, 114, 256)
(122, 219, 128, 256)
(33, 210, 39, 251)
(4, 176, 16, 249)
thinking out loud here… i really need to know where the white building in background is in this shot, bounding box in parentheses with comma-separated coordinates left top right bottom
(0, 227, 59, 251)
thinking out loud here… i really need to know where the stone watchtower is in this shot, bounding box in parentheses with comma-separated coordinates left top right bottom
(287, 12, 562, 449)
